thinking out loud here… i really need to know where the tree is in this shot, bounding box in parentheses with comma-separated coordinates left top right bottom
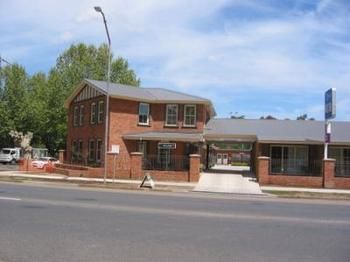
(296, 114, 308, 120)
(231, 115, 245, 119)
(0, 64, 30, 148)
(260, 115, 277, 120)
(44, 43, 140, 155)
(296, 114, 315, 120)
(0, 43, 140, 155)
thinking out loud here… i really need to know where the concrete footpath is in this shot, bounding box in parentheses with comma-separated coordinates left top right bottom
(1, 171, 350, 195)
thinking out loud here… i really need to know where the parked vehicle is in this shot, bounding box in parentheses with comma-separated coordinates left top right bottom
(0, 148, 22, 164)
(31, 157, 59, 169)
(32, 148, 49, 159)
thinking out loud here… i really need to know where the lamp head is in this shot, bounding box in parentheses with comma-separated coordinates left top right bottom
(94, 6, 102, 13)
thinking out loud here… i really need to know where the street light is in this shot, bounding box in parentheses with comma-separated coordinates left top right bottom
(94, 6, 111, 184)
(0, 55, 12, 89)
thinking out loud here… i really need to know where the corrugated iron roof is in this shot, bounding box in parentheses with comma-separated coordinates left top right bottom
(204, 119, 350, 144)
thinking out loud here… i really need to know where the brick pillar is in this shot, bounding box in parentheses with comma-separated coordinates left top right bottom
(130, 152, 143, 180)
(258, 156, 270, 185)
(58, 150, 65, 163)
(189, 154, 201, 182)
(323, 158, 336, 188)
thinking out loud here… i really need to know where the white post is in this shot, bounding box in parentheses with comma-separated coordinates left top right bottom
(324, 121, 331, 160)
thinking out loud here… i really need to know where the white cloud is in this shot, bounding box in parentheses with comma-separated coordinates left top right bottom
(1, 0, 350, 119)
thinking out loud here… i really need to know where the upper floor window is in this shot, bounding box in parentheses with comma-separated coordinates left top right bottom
(165, 104, 178, 126)
(139, 103, 150, 125)
(73, 106, 79, 126)
(90, 103, 97, 124)
(79, 105, 84, 126)
(98, 101, 104, 123)
(184, 105, 196, 127)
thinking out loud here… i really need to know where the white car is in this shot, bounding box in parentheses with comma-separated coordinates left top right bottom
(32, 157, 59, 169)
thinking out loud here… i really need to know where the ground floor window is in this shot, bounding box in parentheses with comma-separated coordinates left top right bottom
(329, 147, 350, 177)
(270, 145, 309, 174)
(71, 140, 84, 163)
(96, 139, 103, 162)
(88, 140, 95, 161)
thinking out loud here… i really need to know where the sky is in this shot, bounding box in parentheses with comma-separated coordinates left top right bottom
(1, 0, 350, 120)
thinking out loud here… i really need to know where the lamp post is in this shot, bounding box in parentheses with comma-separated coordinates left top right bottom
(94, 6, 111, 184)
(0, 55, 12, 89)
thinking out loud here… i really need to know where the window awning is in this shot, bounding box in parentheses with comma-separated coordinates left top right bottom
(123, 131, 203, 142)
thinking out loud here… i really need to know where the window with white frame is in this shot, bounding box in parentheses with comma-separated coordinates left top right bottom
(184, 105, 196, 127)
(96, 139, 103, 162)
(90, 102, 97, 124)
(73, 106, 79, 126)
(98, 101, 104, 123)
(138, 103, 150, 125)
(88, 139, 95, 161)
(79, 105, 84, 126)
(165, 104, 178, 126)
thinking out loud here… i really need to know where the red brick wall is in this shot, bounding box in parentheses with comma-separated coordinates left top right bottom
(145, 170, 189, 182)
(66, 95, 106, 162)
(334, 178, 350, 189)
(189, 154, 200, 182)
(268, 175, 323, 188)
(257, 157, 269, 184)
(323, 159, 335, 188)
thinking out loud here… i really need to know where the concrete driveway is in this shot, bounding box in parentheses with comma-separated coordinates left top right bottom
(194, 166, 263, 194)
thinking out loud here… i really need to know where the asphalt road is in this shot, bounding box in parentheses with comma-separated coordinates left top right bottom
(0, 182, 350, 262)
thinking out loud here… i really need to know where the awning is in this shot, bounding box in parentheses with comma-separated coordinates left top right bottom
(123, 131, 203, 142)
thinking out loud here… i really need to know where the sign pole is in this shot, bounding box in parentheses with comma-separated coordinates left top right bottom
(324, 121, 329, 159)
(324, 88, 336, 160)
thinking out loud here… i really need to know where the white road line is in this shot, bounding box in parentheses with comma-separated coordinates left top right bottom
(0, 196, 21, 201)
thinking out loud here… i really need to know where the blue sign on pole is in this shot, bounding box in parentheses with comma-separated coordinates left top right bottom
(325, 88, 336, 120)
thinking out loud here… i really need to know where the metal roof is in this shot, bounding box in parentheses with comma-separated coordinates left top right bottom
(65, 79, 216, 116)
(123, 131, 203, 142)
(204, 119, 350, 144)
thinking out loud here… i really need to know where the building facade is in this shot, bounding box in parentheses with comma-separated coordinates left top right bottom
(63, 79, 214, 181)
(61, 79, 350, 188)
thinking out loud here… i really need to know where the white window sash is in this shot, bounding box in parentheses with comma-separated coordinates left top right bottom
(184, 105, 196, 127)
(138, 103, 150, 125)
(165, 104, 178, 126)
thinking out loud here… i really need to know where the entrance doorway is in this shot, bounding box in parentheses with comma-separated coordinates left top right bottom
(207, 142, 254, 173)
(216, 153, 222, 164)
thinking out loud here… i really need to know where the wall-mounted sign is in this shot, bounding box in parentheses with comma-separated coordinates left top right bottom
(109, 144, 120, 154)
(158, 143, 176, 150)
(325, 88, 336, 120)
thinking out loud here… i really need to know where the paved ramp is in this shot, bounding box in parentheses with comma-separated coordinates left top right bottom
(194, 172, 263, 195)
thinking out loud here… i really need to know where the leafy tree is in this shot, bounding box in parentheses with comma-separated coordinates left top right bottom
(231, 115, 245, 119)
(0, 43, 140, 155)
(296, 114, 315, 120)
(0, 64, 30, 148)
(260, 115, 277, 120)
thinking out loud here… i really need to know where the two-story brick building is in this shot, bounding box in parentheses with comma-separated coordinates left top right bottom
(63, 79, 215, 181)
